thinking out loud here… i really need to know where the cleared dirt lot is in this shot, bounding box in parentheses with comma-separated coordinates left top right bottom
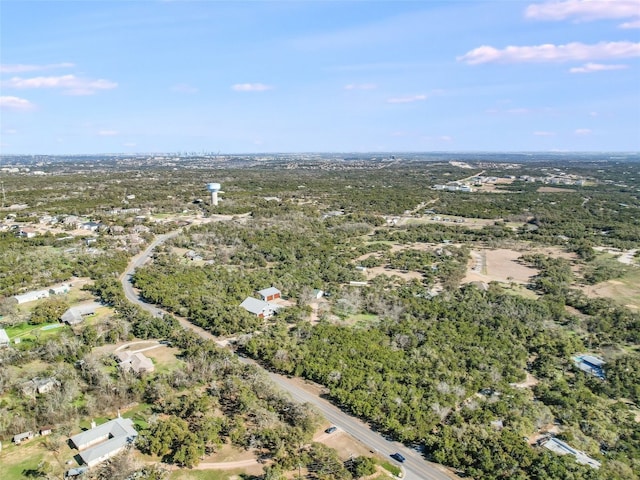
(462, 246, 578, 286)
(463, 248, 539, 284)
(537, 186, 576, 193)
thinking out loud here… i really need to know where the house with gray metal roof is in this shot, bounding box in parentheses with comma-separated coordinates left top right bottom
(240, 297, 279, 318)
(69, 417, 138, 468)
(61, 302, 100, 325)
(12, 289, 50, 304)
(541, 437, 601, 469)
(13, 431, 34, 444)
(115, 351, 155, 374)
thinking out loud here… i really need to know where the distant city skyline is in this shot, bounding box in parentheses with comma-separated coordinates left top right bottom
(1, 1, 639, 154)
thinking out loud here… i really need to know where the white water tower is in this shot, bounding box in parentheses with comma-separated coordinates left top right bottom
(206, 182, 221, 206)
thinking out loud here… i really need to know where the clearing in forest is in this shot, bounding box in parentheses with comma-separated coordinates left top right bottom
(581, 269, 640, 309)
(463, 248, 538, 285)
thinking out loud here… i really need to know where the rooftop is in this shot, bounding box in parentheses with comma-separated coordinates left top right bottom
(240, 297, 270, 315)
(542, 437, 601, 469)
(258, 286, 281, 297)
(70, 417, 137, 451)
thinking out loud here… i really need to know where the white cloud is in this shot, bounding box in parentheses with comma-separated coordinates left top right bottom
(620, 19, 640, 28)
(231, 83, 272, 92)
(0, 96, 35, 110)
(526, 0, 640, 28)
(439, 135, 453, 142)
(2, 74, 117, 95)
(575, 128, 592, 135)
(2, 128, 18, 134)
(98, 130, 118, 136)
(534, 131, 556, 136)
(386, 94, 427, 104)
(0, 62, 75, 73)
(123, 142, 137, 147)
(171, 83, 198, 94)
(459, 41, 640, 64)
(344, 83, 377, 90)
(569, 62, 628, 73)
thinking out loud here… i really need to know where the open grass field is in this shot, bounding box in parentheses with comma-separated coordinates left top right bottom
(1, 436, 76, 480)
(581, 267, 640, 310)
(144, 346, 184, 374)
(2, 322, 70, 350)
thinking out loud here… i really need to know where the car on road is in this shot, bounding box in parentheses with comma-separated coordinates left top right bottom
(325, 426, 337, 434)
(390, 452, 406, 463)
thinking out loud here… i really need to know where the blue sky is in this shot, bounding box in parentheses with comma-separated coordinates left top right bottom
(1, 0, 639, 154)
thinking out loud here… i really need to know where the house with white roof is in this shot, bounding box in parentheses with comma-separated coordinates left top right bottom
(13, 431, 34, 444)
(69, 417, 138, 468)
(541, 437, 601, 469)
(258, 287, 281, 302)
(0, 328, 9, 347)
(13, 289, 50, 304)
(50, 284, 71, 295)
(240, 297, 278, 318)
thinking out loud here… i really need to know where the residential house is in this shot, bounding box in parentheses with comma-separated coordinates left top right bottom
(50, 284, 71, 295)
(34, 377, 60, 394)
(69, 417, 138, 468)
(13, 431, 34, 444)
(240, 297, 278, 318)
(258, 287, 281, 302)
(21, 377, 60, 396)
(0, 328, 9, 347)
(16, 227, 37, 238)
(541, 437, 601, 469)
(574, 355, 606, 379)
(65, 466, 89, 478)
(61, 302, 100, 325)
(40, 426, 54, 436)
(115, 351, 155, 374)
(13, 289, 50, 304)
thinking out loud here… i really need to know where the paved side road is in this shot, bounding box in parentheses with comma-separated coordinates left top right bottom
(120, 229, 456, 480)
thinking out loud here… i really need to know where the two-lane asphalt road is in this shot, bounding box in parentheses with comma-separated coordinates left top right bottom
(120, 229, 455, 480)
